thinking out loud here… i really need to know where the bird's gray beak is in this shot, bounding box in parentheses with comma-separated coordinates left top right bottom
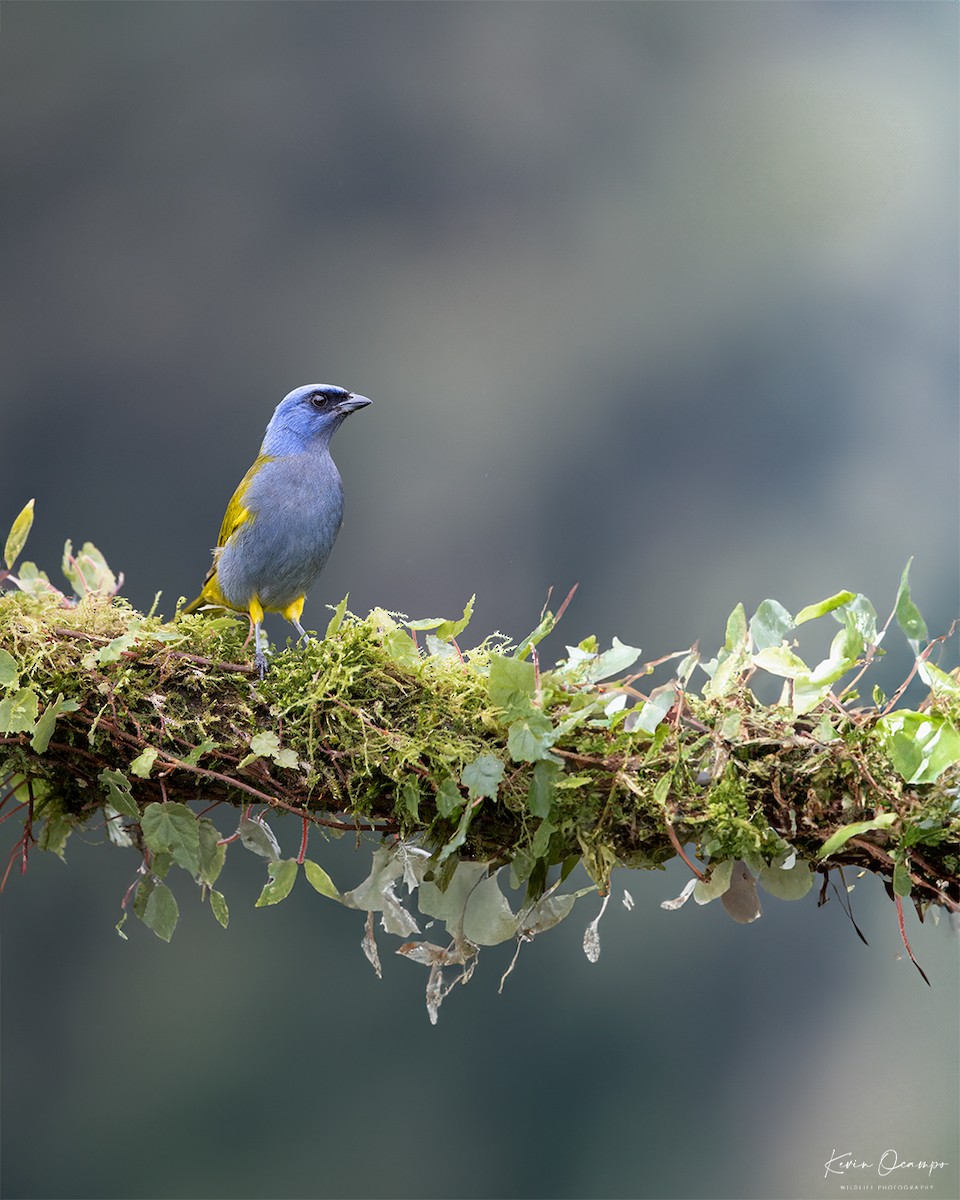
(337, 393, 372, 414)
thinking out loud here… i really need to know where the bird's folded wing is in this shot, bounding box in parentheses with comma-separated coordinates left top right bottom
(215, 454, 274, 547)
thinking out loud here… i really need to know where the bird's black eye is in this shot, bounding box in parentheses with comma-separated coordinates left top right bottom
(310, 391, 331, 410)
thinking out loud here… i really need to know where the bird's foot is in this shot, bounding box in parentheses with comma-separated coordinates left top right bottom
(252, 622, 270, 678)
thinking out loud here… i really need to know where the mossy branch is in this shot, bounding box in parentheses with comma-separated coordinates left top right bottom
(1, 580, 957, 927)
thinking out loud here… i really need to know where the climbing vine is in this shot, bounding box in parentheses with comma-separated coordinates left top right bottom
(1, 500, 957, 1019)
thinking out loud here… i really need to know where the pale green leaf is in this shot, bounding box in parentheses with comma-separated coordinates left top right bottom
(0, 686, 39, 733)
(141, 802, 201, 875)
(526, 759, 559, 819)
(694, 860, 733, 904)
(325, 593, 349, 637)
(303, 858, 340, 899)
(507, 711, 556, 762)
(61, 540, 117, 597)
(93, 633, 137, 665)
(818, 813, 897, 858)
(0, 649, 18, 689)
(400, 778, 420, 821)
(129, 747, 159, 778)
(895, 559, 928, 647)
(753, 646, 809, 679)
(4, 499, 34, 570)
(461, 753, 504, 800)
(436, 777, 464, 818)
(757, 860, 814, 901)
(749, 598, 794, 651)
(31, 693, 77, 753)
(892, 861, 912, 898)
(12, 561, 52, 597)
(255, 858, 299, 906)
(197, 817, 225, 886)
(238, 816, 281, 859)
(98, 768, 139, 819)
(209, 889, 229, 928)
(794, 591, 857, 625)
(406, 595, 474, 640)
(488, 654, 537, 714)
(141, 881, 179, 942)
(875, 710, 960, 785)
(241, 730, 298, 770)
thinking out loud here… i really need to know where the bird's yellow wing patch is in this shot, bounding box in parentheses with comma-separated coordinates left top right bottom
(183, 454, 275, 613)
(216, 455, 274, 548)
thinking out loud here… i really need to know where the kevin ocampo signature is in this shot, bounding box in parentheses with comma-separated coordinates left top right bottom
(824, 1148, 949, 1180)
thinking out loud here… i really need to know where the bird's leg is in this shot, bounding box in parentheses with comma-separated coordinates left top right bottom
(249, 598, 268, 677)
(253, 623, 268, 678)
(282, 597, 312, 647)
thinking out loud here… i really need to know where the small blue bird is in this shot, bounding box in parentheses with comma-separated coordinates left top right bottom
(183, 384, 372, 675)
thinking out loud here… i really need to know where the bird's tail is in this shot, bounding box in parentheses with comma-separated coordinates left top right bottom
(181, 594, 205, 614)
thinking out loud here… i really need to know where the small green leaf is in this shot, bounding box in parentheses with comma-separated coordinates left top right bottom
(238, 816, 281, 859)
(197, 818, 225, 886)
(209, 889, 229, 928)
(892, 861, 912, 898)
(436, 778, 463, 818)
(0, 650, 18, 689)
(835, 594, 877, 646)
(325, 593, 349, 637)
(436, 797, 480, 865)
(129, 747, 160, 778)
(875, 710, 960, 785)
(628, 684, 675, 735)
(38, 815, 73, 859)
(434, 595, 475, 641)
(753, 646, 809, 679)
(380, 628, 422, 670)
(507, 711, 556, 762)
(461, 753, 504, 800)
(183, 738, 217, 766)
(703, 605, 750, 699)
(97, 768, 139, 819)
(4, 499, 34, 570)
(757, 860, 813, 901)
(527, 759, 559, 819)
(91, 632, 137, 665)
(794, 591, 856, 626)
(749, 599, 794, 651)
(406, 595, 475, 641)
(256, 858, 299, 906)
(303, 859, 340, 900)
(400, 778, 421, 821)
(31, 693, 77, 753)
(0, 686, 39, 734)
(488, 654, 538, 714)
(12, 561, 52, 597)
(918, 661, 960, 703)
(141, 802, 201, 875)
(61, 540, 117, 597)
(141, 881, 179, 942)
(241, 730, 298, 770)
(531, 818, 556, 859)
(894, 559, 928, 648)
(819, 813, 897, 858)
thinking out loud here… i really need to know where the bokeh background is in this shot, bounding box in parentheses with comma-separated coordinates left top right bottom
(1, 3, 957, 1199)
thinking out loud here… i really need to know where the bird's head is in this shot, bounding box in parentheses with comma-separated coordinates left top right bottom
(261, 384, 372, 455)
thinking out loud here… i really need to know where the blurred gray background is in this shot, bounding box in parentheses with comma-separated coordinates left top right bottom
(1, 3, 957, 1199)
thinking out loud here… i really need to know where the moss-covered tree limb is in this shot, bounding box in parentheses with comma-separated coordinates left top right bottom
(1, 579, 958, 925)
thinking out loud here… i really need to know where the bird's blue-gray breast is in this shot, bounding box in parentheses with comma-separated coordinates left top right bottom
(216, 448, 345, 612)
